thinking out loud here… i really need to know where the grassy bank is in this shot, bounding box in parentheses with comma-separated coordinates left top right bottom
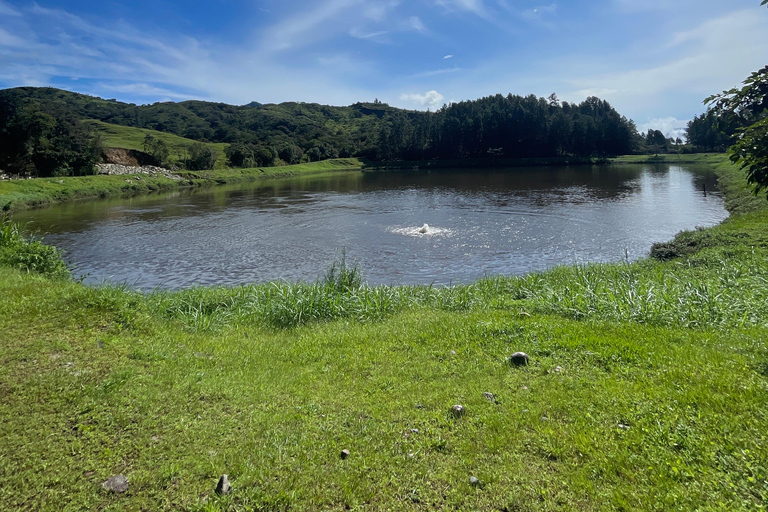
(1, 153, 725, 213)
(609, 153, 726, 166)
(0, 158, 365, 213)
(1, 155, 767, 511)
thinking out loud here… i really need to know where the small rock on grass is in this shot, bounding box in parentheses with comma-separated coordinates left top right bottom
(102, 474, 129, 494)
(483, 392, 496, 403)
(215, 475, 231, 495)
(451, 405, 465, 418)
(469, 476, 480, 486)
(340, 449, 350, 460)
(509, 352, 529, 366)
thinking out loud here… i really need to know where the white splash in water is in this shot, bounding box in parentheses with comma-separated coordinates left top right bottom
(389, 224, 452, 237)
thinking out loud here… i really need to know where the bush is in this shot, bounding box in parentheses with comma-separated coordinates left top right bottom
(0, 218, 69, 279)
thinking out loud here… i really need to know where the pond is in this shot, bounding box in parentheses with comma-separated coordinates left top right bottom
(12, 164, 728, 290)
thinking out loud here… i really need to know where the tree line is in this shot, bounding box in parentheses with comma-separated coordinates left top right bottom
(1, 86, 666, 176)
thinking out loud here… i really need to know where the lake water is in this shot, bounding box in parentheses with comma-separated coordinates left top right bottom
(12, 165, 728, 290)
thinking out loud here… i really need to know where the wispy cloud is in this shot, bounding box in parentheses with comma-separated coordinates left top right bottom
(405, 16, 427, 33)
(443, 54, 454, 59)
(259, 0, 362, 52)
(0, 0, 21, 17)
(562, 9, 768, 117)
(435, 0, 488, 17)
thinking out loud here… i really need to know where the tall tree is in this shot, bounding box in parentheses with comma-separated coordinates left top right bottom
(705, 1, 768, 198)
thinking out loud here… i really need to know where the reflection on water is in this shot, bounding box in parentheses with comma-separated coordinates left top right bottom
(12, 164, 728, 290)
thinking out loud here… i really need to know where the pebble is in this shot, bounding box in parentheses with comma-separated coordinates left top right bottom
(102, 474, 129, 494)
(509, 352, 529, 366)
(451, 405, 465, 418)
(469, 476, 480, 486)
(618, 423, 631, 430)
(483, 392, 496, 403)
(410, 429, 419, 434)
(215, 475, 231, 495)
(340, 449, 350, 460)
(553, 366, 563, 373)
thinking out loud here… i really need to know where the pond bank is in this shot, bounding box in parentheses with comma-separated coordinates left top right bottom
(0, 158, 366, 213)
(1, 154, 722, 213)
(1, 154, 768, 510)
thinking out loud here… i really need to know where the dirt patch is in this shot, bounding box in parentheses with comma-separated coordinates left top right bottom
(101, 148, 148, 167)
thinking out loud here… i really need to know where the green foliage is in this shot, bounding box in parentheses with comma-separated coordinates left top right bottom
(685, 112, 735, 151)
(322, 249, 363, 292)
(0, 218, 69, 278)
(706, 61, 768, 198)
(0, 95, 101, 177)
(1, 87, 641, 168)
(141, 133, 169, 167)
(185, 142, 218, 170)
(83, 120, 228, 168)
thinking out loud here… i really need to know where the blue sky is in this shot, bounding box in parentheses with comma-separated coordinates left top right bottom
(1, 0, 767, 138)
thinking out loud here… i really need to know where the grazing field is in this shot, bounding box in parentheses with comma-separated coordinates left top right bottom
(84, 120, 230, 168)
(1, 154, 767, 511)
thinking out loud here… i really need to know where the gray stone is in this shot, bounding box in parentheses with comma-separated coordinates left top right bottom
(451, 404, 465, 418)
(469, 476, 480, 486)
(215, 474, 231, 495)
(340, 449, 350, 460)
(509, 352, 530, 366)
(483, 392, 496, 403)
(102, 474, 129, 493)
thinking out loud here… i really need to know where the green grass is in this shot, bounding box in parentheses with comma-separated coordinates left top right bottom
(85, 120, 230, 168)
(609, 153, 725, 165)
(0, 158, 365, 213)
(1, 154, 768, 510)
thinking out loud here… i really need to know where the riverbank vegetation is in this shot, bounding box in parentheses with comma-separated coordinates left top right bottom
(0, 158, 365, 212)
(1, 154, 767, 511)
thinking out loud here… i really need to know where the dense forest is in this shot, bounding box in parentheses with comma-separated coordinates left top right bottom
(1, 86, 662, 176)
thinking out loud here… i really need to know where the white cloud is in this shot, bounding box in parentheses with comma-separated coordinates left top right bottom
(406, 16, 426, 33)
(435, 0, 488, 17)
(400, 90, 445, 109)
(563, 9, 768, 119)
(443, 54, 454, 59)
(638, 117, 689, 140)
(259, 0, 362, 52)
(0, 1, 21, 17)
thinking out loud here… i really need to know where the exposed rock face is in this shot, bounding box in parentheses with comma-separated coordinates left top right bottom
(96, 163, 182, 181)
(102, 148, 143, 166)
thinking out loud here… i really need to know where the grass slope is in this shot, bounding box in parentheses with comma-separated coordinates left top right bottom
(85, 120, 229, 168)
(1, 155, 767, 511)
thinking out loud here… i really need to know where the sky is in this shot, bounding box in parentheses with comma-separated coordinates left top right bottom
(1, 0, 767, 139)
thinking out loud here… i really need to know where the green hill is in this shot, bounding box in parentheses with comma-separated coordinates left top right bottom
(84, 120, 229, 169)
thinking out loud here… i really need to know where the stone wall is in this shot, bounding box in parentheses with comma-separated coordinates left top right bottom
(96, 163, 182, 181)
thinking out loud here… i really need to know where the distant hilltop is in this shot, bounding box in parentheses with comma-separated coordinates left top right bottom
(1, 86, 643, 173)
